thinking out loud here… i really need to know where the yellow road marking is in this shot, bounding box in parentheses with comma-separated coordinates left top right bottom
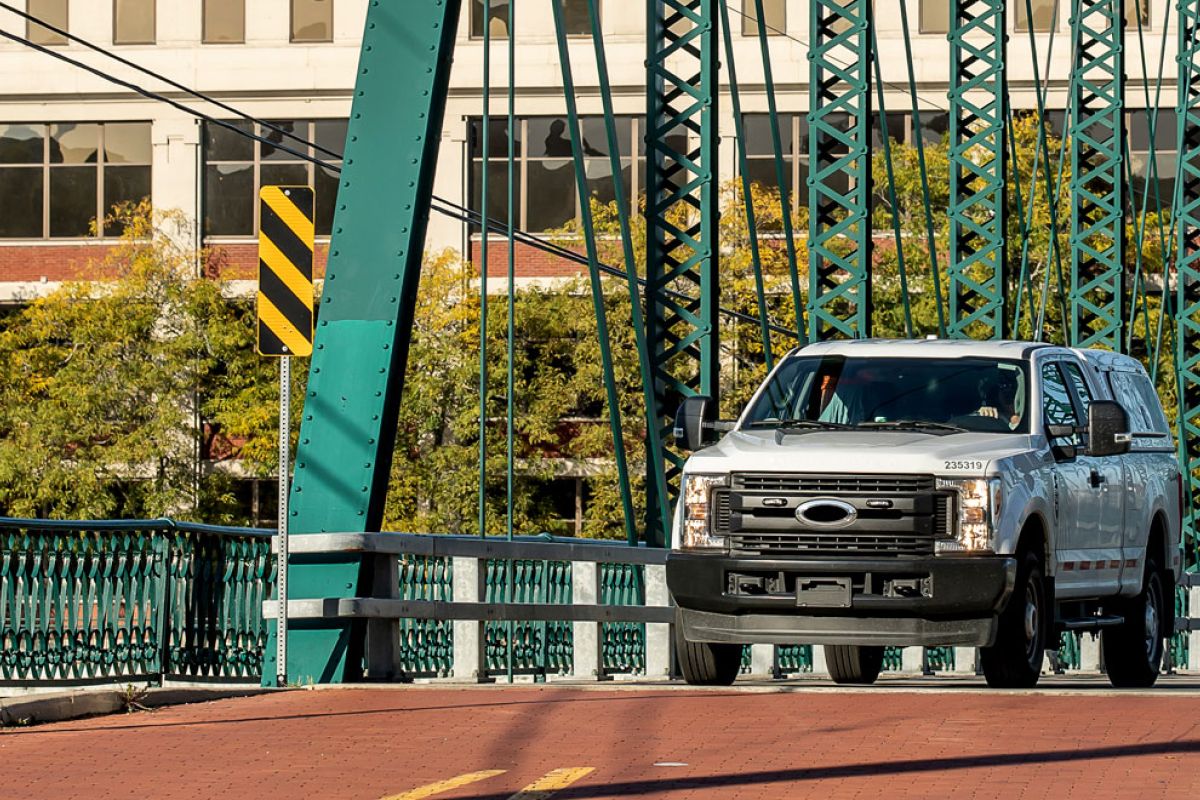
(506, 767, 595, 800)
(381, 769, 507, 800)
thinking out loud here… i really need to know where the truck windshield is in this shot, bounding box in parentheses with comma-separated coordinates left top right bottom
(743, 356, 1030, 434)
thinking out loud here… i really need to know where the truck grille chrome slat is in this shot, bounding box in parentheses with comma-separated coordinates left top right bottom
(717, 473, 951, 558)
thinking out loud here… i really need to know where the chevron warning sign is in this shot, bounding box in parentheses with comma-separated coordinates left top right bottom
(257, 185, 314, 357)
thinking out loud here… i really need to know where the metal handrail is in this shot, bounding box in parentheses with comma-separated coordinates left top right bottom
(274, 531, 667, 565)
(0, 516, 272, 538)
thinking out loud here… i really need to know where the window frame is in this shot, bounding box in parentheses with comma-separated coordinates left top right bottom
(290, 0, 334, 44)
(202, 0, 246, 44)
(1014, 0, 1060, 33)
(917, 0, 949, 34)
(469, 0, 511, 40)
(201, 119, 345, 240)
(0, 121, 153, 241)
(468, 114, 642, 237)
(113, 0, 156, 45)
(740, 0, 785, 37)
(26, 0, 68, 46)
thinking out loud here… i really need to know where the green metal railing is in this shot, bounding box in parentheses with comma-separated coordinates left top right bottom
(0, 518, 271, 685)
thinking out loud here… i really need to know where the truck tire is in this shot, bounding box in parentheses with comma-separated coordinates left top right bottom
(675, 621, 741, 686)
(824, 645, 883, 685)
(981, 548, 1047, 688)
(1102, 555, 1166, 688)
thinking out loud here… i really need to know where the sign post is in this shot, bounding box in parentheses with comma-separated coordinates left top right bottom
(256, 185, 314, 687)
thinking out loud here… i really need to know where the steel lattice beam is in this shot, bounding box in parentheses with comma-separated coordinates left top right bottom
(807, 0, 873, 341)
(1177, 2, 1200, 561)
(1069, 0, 1126, 350)
(948, 0, 1007, 339)
(644, 0, 720, 547)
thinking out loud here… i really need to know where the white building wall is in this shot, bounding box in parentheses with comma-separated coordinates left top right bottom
(0, 0, 1185, 300)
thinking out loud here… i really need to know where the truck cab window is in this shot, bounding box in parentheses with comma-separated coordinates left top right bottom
(1041, 362, 1081, 445)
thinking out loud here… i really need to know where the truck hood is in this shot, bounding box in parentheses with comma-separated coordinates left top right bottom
(686, 429, 1038, 476)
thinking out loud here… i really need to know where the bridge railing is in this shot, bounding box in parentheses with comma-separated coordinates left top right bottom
(270, 533, 672, 681)
(0, 517, 272, 687)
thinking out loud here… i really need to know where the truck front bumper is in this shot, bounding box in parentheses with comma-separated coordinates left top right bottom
(667, 553, 1017, 648)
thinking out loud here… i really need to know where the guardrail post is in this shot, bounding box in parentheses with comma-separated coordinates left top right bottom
(901, 646, 924, 674)
(1079, 632, 1102, 672)
(750, 645, 776, 679)
(572, 561, 605, 680)
(365, 553, 401, 680)
(953, 647, 976, 675)
(452, 556, 490, 682)
(644, 563, 673, 679)
(810, 643, 828, 677)
(1190, 585, 1200, 672)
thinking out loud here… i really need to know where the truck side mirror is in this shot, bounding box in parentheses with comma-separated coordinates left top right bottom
(1087, 400, 1132, 457)
(674, 395, 716, 451)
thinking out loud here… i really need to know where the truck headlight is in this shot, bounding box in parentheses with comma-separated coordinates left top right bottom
(680, 473, 728, 551)
(936, 477, 1002, 553)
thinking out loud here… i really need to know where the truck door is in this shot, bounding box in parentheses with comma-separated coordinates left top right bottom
(1060, 360, 1123, 596)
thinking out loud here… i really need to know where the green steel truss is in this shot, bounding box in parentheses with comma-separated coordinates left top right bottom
(644, 0, 720, 547)
(1069, 0, 1126, 350)
(267, 0, 462, 684)
(948, 0, 1007, 339)
(1178, 2, 1200, 556)
(807, 0, 873, 341)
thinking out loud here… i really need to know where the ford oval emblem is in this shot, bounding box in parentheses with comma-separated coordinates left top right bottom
(795, 498, 858, 529)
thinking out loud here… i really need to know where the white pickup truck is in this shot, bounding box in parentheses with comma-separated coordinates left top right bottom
(666, 339, 1181, 688)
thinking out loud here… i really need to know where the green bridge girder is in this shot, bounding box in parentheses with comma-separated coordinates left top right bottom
(1068, 0, 1126, 350)
(644, 0, 721, 547)
(807, 0, 873, 341)
(1178, 1, 1200, 557)
(948, 0, 1007, 339)
(267, 0, 462, 685)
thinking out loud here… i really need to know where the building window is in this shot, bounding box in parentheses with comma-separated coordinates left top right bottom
(203, 0, 245, 44)
(1127, 0, 1150, 27)
(1128, 108, 1176, 215)
(919, 0, 948, 34)
(114, 0, 155, 45)
(1016, 0, 1058, 32)
(742, 0, 785, 36)
(27, 0, 68, 46)
(202, 119, 346, 238)
(468, 116, 641, 235)
(0, 122, 152, 240)
(291, 0, 332, 43)
(470, 0, 510, 39)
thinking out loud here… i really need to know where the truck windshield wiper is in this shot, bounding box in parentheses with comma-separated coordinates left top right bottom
(745, 419, 855, 431)
(854, 420, 969, 434)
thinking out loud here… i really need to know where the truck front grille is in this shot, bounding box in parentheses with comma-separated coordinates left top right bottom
(715, 472, 952, 558)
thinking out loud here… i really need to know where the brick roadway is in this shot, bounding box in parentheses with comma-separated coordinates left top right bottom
(3, 678, 1200, 799)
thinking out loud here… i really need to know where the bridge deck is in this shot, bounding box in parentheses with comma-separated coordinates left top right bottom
(3, 678, 1199, 799)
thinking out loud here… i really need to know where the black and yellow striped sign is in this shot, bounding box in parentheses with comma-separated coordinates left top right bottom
(257, 185, 314, 357)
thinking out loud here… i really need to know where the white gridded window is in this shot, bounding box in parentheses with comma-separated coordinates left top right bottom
(114, 0, 155, 45)
(27, 0, 67, 45)
(0, 122, 152, 239)
(204, 0, 245, 43)
(292, 0, 333, 43)
(203, 119, 346, 238)
(742, 0, 785, 36)
(468, 116, 642, 234)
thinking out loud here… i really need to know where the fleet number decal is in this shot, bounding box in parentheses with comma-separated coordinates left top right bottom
(943, 460, 985, 471)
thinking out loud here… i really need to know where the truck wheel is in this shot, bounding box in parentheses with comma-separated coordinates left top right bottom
(981, 548, 1047, 688)
(1102, 555, 1166, 688)
(675, 620, 741, 686)
(824, 645, 883, 685)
